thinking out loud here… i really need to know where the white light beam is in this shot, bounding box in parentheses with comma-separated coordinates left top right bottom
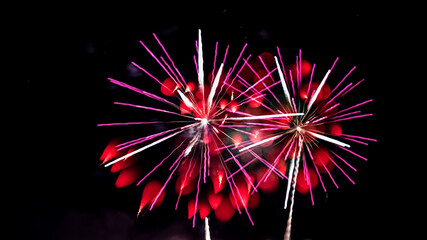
(198, 29, 204, 95)
(274, 56, 292, 105)
(177, 90, 194, 109)
(307, 69, 331, 111)
(208, 63, 224, 109)
(104, 130, 183, 167)
(239, 134, 284, 152)
(308, 131, 350, 148)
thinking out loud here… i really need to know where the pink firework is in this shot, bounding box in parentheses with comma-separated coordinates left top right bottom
(236, 48, 376, 240)
(98, 30, 302, 231)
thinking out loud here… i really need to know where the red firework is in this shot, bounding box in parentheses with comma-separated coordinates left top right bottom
(98, 30, 302, 227)
(236, 48, 376, 240)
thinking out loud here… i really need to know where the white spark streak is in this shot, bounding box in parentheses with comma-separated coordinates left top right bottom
(274, 56, 291, 105)
(308, 131, 351, 148)
(184, 137, 198, 157)
(307, 69, 331, 111)
(284, 137, 303, 240)
(204, 217, 211, 240)
(284, 155, 295, 209)
(239, 134, 283, 152)
(177, 90, 194, 109)
(198, 29, 204, 95)
(207, 63, 224, 109)
(104, 130, 183, 167)
(227, 113, 304, 121)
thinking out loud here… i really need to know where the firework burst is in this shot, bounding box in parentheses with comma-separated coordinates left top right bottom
(98, 30, 302, 231)
(238, 48, 376, 239)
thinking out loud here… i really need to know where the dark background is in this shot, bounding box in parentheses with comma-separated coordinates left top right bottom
(20, 2, 413, 240)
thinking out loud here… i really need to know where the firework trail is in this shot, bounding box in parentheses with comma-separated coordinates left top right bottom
(98, 30, 302, 235)
(238, 48, 376, 240)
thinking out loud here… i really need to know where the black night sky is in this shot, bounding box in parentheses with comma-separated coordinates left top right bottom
(20, 3, 413, 240)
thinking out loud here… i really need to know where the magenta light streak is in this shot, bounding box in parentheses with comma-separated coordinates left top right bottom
(235, 68, 277, 100)
(329, 110, 362, 120)
(203, 135, 209, 183)
(296, 54, 301, 89)
(341, 133, 377, 142)
(307, 63, 316, 98)
(222, 81, 276, 112)
(193, 55, 198, 74)
(116, 127, 183, 151)
(322, 158, 339, 189)
(322, 160, 339, 189)
(104, 129, 184, 167)
(258, 56, 282, 105)
(223, 126, 256, 137)
(229, 177, 255, 226)
(306, 145, 327, 192)
(330, 113, 373, 122)
(248, 149, 286, 179)
(152, 33, 186, 86)
(311, 116, 328, 124)
(221, 144, 258, 192)
(304, 155, 316, 206)
(289, 69, 296, 98)
(114, 102, 192, 119)
(342, 137, 369, 146)
(328, 66, 356, 97)
(131, 61, 163, 85)
(247, 122, 290, 128)
(98, 121, 166, 126)
(300, 155, 314, 206)
(149, 158, 182, 211)
(214, 142, 235, 152)
(221, 143, 253, 162)
(276, 47, 289, 87)
(160, 56, 182, 86)
(139, 40, 179, 86)
(137, 141, 186, 186)
(218, 124, 255, 128)
(325, 82, 353, 106)
(220, 44, 248, 95)
(291, 97, 298, 113)
(330, 57, 339, 71)
(212, 42, 219, 81)
(330, 156, 355, 184)
(193, 166, 202, 227)
(297, 52, 300, 89)
(222, 45, 230, 66)
(323, 102, 340, 114)
(341, 79, 365, 97)
(338, 145, 368, 161)
(258, 79, 282, 94)
(262, 139, 293, 183)
(330, 150, 357, 172)
(260, 128, 281, 131)
(334, 99, 373, 116)
(229, 43, 247, 76)
(226, 158, 257, 179)
(176, 157, 197, 210)
(108, 78, 178, 108)
(230, 110, 253, 117)
(237, 93, 266, 107)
